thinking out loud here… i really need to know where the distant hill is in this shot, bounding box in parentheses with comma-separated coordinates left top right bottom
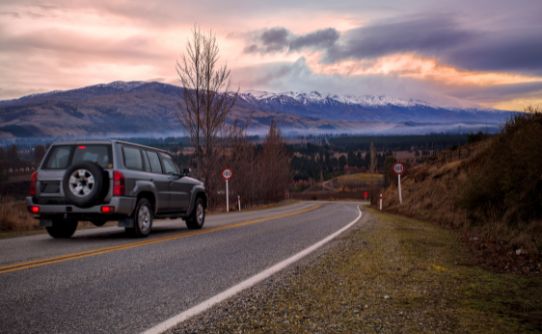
(0, 81, 515, 139)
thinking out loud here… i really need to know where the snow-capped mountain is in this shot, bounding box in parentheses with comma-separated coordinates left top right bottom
(240, 90, 428, 107)
(0, 81, 515, 139)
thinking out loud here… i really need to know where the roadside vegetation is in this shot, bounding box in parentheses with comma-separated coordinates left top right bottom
(383, 109, 542, 273)
(172, 208, 541, 333)
(0, 196, 36, 233)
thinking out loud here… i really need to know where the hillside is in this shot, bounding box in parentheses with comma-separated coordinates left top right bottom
(382, 112, 542, 272)
(0, 81, 514, 139)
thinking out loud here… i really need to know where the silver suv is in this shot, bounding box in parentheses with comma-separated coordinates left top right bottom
(26, 140, 207, 238)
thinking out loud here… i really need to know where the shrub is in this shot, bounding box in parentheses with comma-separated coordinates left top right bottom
(459, 109, 542, 226)
(0, 196, 37, 231)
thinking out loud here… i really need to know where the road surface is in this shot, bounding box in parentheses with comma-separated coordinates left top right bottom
(0, 201, 361, 333)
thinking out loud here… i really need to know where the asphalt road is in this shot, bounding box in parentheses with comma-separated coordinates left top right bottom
(0, 201, 361, 334)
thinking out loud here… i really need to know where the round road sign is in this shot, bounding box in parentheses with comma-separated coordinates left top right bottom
(393, 163, 405, 175)
(222, 168, 233, 180)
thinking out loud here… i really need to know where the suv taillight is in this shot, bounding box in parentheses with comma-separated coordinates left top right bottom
(113, 170, 125, 196)
(29, 171, 38, 196)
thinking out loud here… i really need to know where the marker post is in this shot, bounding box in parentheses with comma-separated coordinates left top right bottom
(392, 162, 405, 205)
(222, 169, 233, 212)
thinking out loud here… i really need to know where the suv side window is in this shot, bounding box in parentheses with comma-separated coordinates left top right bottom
(123, 146, 143, 170)
(145, 150, 162, 174)
(160, 153, 179, 175)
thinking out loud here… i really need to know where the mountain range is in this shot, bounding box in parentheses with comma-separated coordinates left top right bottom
(0, 81, 515, 139)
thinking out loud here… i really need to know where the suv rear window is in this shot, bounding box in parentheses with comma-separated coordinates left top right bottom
(43, 145, 112, 169)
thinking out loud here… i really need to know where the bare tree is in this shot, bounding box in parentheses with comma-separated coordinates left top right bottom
(225, 119, 258, 206)
(176, 26, 238, 204)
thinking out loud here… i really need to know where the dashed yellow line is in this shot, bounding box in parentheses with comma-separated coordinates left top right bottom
(0, 204, 322, 275)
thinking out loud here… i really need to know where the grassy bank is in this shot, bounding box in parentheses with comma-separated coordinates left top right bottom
(383, 112, 542, 272)
(172, 208, 541, 333)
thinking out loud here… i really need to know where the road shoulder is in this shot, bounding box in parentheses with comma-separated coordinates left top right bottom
(170, 207, 541, 334)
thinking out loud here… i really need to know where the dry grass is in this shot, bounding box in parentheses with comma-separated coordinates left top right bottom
(336, 172, 384, 184)
(0, 196, 38, 232)
(326, 172, 384, 192)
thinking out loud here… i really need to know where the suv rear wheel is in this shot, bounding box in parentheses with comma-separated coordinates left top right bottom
(185, 197, 205, 230)
(126, 198, 153, 237)
(46, 218, 78, 239)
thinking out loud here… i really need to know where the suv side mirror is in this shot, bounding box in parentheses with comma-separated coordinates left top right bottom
(182, 168, 191, 176)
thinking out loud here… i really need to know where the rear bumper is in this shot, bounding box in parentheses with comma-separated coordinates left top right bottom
(26, 196, 136, 218)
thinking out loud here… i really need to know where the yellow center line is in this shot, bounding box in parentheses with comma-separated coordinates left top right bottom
(0, 204, 323, 275)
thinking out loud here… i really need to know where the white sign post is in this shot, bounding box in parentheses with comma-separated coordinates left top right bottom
(379, 193, 383, 211)
(222, 169, 232, 212)
(393, 163, 405, 204)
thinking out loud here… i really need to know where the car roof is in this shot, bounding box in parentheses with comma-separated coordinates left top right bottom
(50, 140, 171, 154)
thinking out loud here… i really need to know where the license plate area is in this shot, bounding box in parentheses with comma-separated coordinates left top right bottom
(40, 181, 61, 194)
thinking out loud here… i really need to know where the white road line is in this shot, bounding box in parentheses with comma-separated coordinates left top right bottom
(142, 205, 363, 334)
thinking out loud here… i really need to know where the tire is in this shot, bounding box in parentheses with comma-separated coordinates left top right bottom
(63, 162, 107, 208)
(46, 218, 78, 239)
(126, 198, 153, 237)
(185, 197, 205, 230)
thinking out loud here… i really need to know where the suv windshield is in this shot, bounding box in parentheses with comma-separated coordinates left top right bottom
(43, 145, 112, 169)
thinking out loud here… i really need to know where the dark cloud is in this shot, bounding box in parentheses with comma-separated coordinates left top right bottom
(248, 15, 542, 74)
(444, 29, 542, 74)
(290, 28, 339, 50)
(244, 27, 340, 54)
(260, 27, 290, 52)
(325, 15, 542, 74)
(244, 27, 290, 53)
(328, 16, 474, 62)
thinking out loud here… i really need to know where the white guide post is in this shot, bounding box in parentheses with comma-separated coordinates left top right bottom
(237, 195, 241, 212)
(397, 174, 403, 204)
(225, 180, 229, 212)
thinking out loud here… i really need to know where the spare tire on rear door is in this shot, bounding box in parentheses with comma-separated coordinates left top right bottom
(63, 162, 108, 207)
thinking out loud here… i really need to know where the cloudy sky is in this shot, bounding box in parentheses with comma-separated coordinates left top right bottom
(1, 0, 541, 110)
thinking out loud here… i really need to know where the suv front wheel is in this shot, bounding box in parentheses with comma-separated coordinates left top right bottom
(46, 218, 78, 239)
(126, 198, 153, 237)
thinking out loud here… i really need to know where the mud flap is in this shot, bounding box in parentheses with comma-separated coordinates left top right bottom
(118, 218, 135, 228)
